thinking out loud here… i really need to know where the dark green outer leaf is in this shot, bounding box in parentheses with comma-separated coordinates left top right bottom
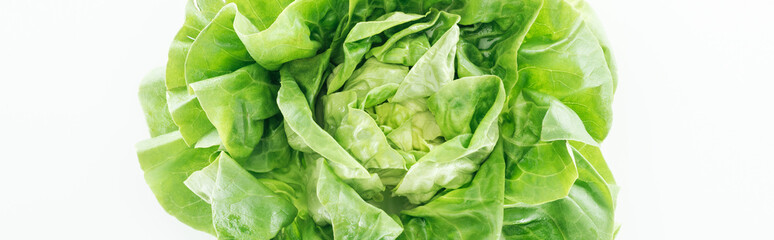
(499, 0, 615, 206)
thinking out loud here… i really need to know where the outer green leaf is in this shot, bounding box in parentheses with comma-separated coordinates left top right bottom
(501, 146, 617, 240)
(235, 0, 346, 70)
(185, 4, 254, 91)
(190, 64, 279, 158)
(401, 142, 505, 240)
(185, 152, 297, 240)
(136, 131, 218, 234)
(139, 67, 178, 137)
(566, 0, 618, 89)
(304, 154, 334, 225)
(275, 215, 332, 240)
(454, 0, 543, 93)
(167, 3, 256, 146)
(570, 141, 619, 209)
(226, 0, 294, 31)
(541, 95, 598, 146)
(315, 159, 404, 240)
(517, 0, 615, 142)
(501, 89, 598, 149)
(502, 87, 601, 204)
(570, 141, 616, 185)
(166, 88, 217, 146)
(166, 0, 227, 90)
(504, 141, 578, 205)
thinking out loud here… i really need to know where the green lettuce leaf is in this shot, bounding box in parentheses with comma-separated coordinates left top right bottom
(394, 75, 505, 204)
(165, 0, 226, 90)
(139, 67, 178, 137)
(516, 0, 615, 142)
(136, 131, 218, 234)
(185, 152, 297, 239)
(401, 142, 505, 240)
(235, 0, 346, 70)
(277, 79, 371, 180)
(327, 12, 426, 94)
(501, 146, 617, 240)
(390, 13, 460, 102)
(242, 116, 292, 173)
(314, 159, 404, 240)
(190, 64, 279, 158)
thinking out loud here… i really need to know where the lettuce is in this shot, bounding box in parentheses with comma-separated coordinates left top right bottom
(136, 0, 619, 239)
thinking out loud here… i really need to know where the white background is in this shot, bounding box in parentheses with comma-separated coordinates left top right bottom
(1, 0, 772, 239)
